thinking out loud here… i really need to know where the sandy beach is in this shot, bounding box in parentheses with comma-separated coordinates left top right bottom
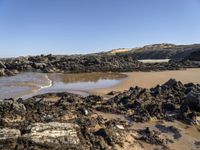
(90, 68, 200, 95)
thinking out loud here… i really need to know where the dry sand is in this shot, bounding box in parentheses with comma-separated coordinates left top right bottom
(90, 68, 200, 95)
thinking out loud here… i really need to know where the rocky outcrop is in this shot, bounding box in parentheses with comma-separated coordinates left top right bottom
(97, 79, 200, 124)
(0, 47, 200, 77)
(0, 54, 143, 77)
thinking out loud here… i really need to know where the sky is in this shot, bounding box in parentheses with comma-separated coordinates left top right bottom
(0, 0, 200, 57)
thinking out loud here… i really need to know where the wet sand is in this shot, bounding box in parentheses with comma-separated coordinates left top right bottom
(93, 110, 200, 150)
(90, 68, 200, 95)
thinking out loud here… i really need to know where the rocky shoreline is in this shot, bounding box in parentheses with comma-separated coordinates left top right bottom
(0, 79, 200, 149)
(0, 54, 200, 77)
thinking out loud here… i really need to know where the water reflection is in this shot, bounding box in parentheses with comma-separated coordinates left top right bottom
(0, 72, 127, 99)
(48, 72, 127, 83)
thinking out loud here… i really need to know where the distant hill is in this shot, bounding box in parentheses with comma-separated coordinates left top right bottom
(105, 43, 200, 60)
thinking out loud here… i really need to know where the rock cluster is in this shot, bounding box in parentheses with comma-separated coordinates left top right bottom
(0, 54, 141, 77)
(97, 79, 200, 124)
(0, 53, 200, 77)
(0, 79, 200, 149)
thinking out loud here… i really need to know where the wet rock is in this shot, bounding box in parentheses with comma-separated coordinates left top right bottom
(95, 128, 121, 147)
(136, 127, 164, 146)
(155, 124, 182, 139)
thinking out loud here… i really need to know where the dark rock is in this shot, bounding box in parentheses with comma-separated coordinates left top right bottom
(107, 91, 120, 96)
(155, 124, 182, 139)
(184, 89, 200, 111)
(162, 102, 176, 111)
(95, 128, 120, 147)
(136, 127, 164, 146)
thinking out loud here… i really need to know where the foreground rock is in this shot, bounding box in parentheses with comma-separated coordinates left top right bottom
(19, 122, 80, 149)
(98, 79, 200, 125)
(0, 79, 200, 149)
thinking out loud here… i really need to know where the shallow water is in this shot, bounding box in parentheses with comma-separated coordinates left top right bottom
(0, 72, 127, 99)
(0, 73, 52, 99)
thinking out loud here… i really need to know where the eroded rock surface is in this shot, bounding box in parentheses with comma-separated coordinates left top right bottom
(20, 122, 80, 149)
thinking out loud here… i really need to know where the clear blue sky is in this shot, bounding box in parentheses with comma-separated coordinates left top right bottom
(0, 0, 200, 57)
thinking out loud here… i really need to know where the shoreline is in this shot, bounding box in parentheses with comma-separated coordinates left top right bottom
(1, 68, 200, 99)
(89, 68, 200, 95)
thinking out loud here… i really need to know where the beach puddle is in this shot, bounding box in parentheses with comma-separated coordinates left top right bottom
(1, 68, 200, 99)
(0, 72, 127, 99)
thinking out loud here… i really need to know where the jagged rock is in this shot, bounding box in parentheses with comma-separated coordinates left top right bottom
(0, 99, 26, 115)
(136, 127, 165, 146)
(184, 89, 200, 111)
(95, 128, 121, 147)
(163, 79, 178, 88)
